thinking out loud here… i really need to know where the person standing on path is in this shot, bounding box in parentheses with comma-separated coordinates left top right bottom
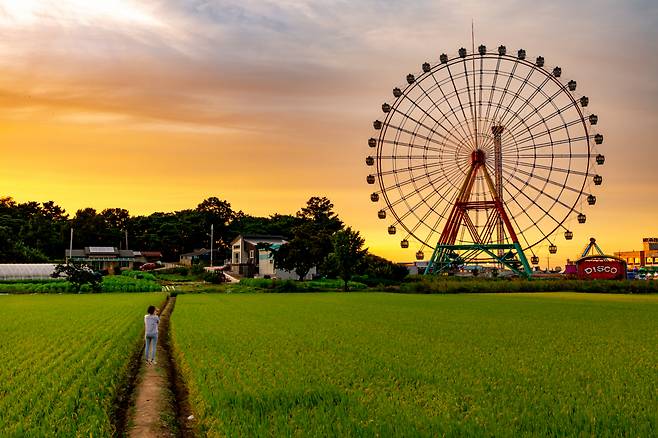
(144, 305, 160, 365)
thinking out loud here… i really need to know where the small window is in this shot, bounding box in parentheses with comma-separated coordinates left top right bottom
(249, 250, 254, 259)
(635, 257, 640, 264)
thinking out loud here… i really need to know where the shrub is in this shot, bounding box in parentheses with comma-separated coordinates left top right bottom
(395, 277, 658, 294)
(157, 266, 189, 276)
(203, 271, 226, 284)
(121, 270, 156, 281)
(190, 264, 205, 276)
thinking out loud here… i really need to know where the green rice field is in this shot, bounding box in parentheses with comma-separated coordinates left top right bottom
(171, 292, 658, 436)
(0, 292, 165, 436)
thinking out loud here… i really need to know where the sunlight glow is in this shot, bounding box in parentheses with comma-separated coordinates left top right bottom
(0, 0, 162, 28)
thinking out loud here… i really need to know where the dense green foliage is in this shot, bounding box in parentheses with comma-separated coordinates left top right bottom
(236, 277, 367, 292)
(399, 276, 658, 294)
(0, 197, 67, 262)
(0, 274, 160, 293)
(171, 293, 658, 436)
(0, 293, 166, 436)
(324, 227, 367, 290)
(271, 197, 344, 280)
(52, 262, 102, 292)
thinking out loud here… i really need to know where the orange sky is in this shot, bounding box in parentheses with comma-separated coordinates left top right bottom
(1, 1, 657, 265)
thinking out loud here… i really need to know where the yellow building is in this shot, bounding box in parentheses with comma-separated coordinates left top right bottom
(614, 238, 658, 269)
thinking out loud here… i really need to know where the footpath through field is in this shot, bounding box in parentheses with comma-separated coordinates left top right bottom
(128, 297, 195, 438)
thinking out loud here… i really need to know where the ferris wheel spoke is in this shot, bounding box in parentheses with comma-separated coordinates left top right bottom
(482, 56, 502, 127)
(500, 161, 586, 197)
(445, 63, 476, 149)
(499, 82, 563, 135)
(394, 173, 460, 237)
(514, 153, 589, 159)
(472, 82, 551, 153)
(377, 154, 442, 160)
(477, 56, 486, 143)
(382, 163, 463, 198)
(483, 60, 518, 137)
(504, 119, 585, 155)
(380, 138, 456, 156)
(388, 108, 465, 152)
(502, 81, 579, 143)
(417, 171, 467, 245)
(382, 163, 463, 212)
(428, 72, 476, 147)
(413, 80, 472, 149)
(503, 175, 567, 237)
(501, 165, 579, 214)
(508, 100, 579, 137)
(498, 74, 552, 130)
(381, 124, 448, 153)
(377, 160, 450, 177)
(394, 169, 464, 243)
(514, 134, 589, 153)
(393, 97, 465, 151)
(488, 64, 536, 133)
(500, 182, 552, 248)
(481, 62, 529, 144)
(511, 160, 594, 178)
(461, 56, 478, 145)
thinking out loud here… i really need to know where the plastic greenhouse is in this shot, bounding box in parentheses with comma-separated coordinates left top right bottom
(0, 264, 59, 281)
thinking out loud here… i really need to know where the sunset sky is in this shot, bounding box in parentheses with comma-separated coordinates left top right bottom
(1, 0, 657, 265)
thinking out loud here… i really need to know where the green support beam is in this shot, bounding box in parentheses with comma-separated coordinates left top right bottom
(424, 243, 532, 277)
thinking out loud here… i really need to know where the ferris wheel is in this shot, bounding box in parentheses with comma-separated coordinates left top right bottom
(365, 44, 605, 275)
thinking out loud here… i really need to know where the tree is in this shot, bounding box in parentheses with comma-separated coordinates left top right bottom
(296, 196, 343, 233)
(360, 254, 409, 282)
(52, 262, 103, 293)
(270, 224, 319, 280)
(326, 227, 367, 291)
(71, 208, 107, 246)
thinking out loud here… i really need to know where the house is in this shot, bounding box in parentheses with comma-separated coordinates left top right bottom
(65, 247, 136, 272)
(179, 248, 222, 266)
(135, 251, 163, 264)
(398, 261, 429, 275)
(65, 247, 162, 272)
(230, 234, 316, 279)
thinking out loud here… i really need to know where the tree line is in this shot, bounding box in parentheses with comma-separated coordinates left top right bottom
(0, 195, 407, 285)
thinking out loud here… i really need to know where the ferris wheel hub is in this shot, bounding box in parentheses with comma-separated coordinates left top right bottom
(470, 149, 487, 165)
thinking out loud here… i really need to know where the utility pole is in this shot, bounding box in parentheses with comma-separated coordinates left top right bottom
(210, 223, 214, 267)
(68, 228, 73, 264)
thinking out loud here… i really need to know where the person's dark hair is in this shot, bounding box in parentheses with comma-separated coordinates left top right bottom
(147, 305, 156, 315)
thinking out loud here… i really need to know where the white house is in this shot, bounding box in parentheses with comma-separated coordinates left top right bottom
(230, 234, 316, 279)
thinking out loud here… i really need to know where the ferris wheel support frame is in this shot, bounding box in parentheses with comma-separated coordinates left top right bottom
(423, 147, 533, 276)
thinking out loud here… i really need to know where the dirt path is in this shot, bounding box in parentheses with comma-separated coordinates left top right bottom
(126, 296, 197, 438)
(128, 298, 176, 438)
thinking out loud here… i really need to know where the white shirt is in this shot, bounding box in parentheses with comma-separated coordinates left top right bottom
(144, 314, 160, 337)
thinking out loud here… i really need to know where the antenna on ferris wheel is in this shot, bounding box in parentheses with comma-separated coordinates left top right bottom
(471, 19, 478, 149)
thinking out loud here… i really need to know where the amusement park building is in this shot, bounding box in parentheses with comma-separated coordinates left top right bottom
(614, 238, 658, 268)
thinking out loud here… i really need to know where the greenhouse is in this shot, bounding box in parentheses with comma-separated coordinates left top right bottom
(0, 264, 58, 281)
